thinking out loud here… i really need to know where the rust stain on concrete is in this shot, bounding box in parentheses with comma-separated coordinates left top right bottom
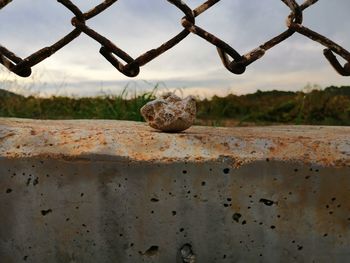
(0, 118, 349, 168)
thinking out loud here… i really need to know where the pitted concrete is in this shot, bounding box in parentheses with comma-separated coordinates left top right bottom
(0, 119, 350, 262)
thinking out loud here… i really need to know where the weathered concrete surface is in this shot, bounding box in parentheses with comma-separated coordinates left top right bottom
(0, 118, 350, 262)
(1, 118, 349, 166)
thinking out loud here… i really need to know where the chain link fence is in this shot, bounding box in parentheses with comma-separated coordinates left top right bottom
(0, 0, 349, 78)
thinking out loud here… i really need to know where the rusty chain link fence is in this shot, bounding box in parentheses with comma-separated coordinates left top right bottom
(0, 0, 350, 78)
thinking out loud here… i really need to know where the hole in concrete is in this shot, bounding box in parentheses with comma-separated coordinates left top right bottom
(23, 255, 28, 261)
(33, 177, 39, 186)
(179, 228, 184, 232)
(182, 170, 187, 174)
(297, 245, 303, 250)
(270, 225, 276, 229)
(142, 245, 159, 257)
(6, 188, 12, 194)
(232, 213, 242, 223)
(81, 193, 84, 197)
(242, 220, 247, 225)
(223, 168, 230, 174)
(151, 198, 159, 202)
(26, 178, 31, 186)
(172, 211, 177, 216)
(180, 244, 195, 262)
(259, 198, 274, 206)
(41, 209, 52, 216)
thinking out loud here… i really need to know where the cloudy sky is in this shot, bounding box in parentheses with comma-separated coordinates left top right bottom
(0, 0, 349, 97)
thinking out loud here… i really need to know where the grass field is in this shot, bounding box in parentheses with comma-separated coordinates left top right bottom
(1, 85, 350, 126)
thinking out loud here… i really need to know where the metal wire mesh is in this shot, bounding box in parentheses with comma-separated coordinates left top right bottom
(0, 0, 349, 78)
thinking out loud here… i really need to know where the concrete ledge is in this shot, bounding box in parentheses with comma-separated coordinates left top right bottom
(1, 118, 349, 167)
(1, 118, 350, 262)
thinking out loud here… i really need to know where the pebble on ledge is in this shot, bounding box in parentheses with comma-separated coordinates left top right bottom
(140, 93, 196, 132)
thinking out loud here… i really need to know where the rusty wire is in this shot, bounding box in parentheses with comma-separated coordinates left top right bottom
(0, 0, 349, 78)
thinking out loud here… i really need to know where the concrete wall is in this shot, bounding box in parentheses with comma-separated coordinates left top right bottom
(0, 118, 350, 263)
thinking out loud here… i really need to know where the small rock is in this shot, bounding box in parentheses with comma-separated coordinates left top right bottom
(140, 93, 196, 132)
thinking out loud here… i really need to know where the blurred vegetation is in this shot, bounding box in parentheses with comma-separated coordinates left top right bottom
(1, 85, 350, 126)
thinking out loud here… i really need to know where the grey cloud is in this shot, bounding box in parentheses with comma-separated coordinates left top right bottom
(0, 0, 349, 97)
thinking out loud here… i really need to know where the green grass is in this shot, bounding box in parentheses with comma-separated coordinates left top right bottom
(1, 85, 350, 126)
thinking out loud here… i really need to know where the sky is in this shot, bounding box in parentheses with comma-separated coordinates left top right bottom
(0, 0, 350, 98)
